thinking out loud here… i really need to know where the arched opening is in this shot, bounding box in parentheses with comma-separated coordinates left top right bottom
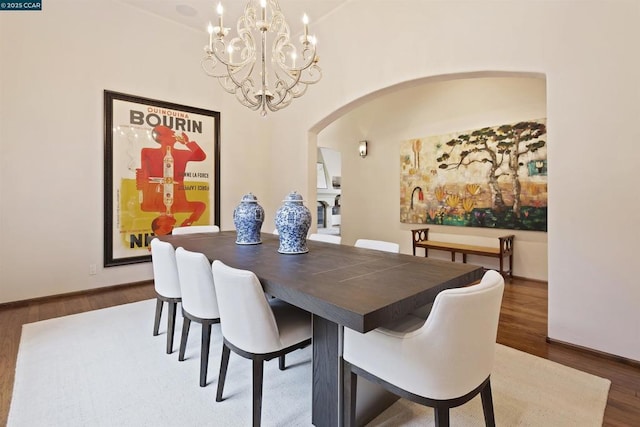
(310, 71, 548, 282)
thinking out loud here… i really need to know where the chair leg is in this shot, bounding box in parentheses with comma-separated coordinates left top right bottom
(279, 355, 285, 371)
(252, 358, 264, 427)
(509, 255, 514, 281)
(153, 298, 163, 336)
(342, 363, 357, 427)
(178, 317, 191, 361)
(216, 343, 231, 402)
(480, 379, 496, 427)
(434, 406, 450, 427)
(166, 302, 177, 354)
(200, 323, 212, 387)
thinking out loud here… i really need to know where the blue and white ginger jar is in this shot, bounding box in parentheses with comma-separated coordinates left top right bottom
(275, 191, 311, 254)
(233, 193, 265, 245)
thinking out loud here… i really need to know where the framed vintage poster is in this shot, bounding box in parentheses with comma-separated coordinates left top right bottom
(104, 90, 221, 267)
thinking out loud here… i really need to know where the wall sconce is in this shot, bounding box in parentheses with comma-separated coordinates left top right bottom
(358, 140, 368, 158)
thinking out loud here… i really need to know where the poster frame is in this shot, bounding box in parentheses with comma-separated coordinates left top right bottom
(104, 90, 220, 267)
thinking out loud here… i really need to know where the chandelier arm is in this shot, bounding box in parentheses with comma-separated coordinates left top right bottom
(273, 34, 317, 72)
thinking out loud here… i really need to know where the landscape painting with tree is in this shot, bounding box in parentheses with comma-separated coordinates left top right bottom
(400, 119, 547, 231)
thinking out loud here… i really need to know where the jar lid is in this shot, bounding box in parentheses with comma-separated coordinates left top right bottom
(241, 193, 258, 203)
(283, 191, 304, 203)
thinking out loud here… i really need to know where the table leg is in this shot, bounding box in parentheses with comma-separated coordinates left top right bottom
(312, 314, 340, 427)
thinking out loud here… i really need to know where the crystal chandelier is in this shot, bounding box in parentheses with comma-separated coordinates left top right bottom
(202, 0, 322, 116)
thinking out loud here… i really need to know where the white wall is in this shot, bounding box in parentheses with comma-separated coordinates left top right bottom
(318, 147, 341, 188)
(269, 1, 640, 361)
(0, 1, 270, 302)
(1, 0, 639, 362)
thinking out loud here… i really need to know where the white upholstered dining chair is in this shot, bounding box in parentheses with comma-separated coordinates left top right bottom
(354, 238, 399, 253)
(308, 233, 342, 244)
(150, 238, 181, 354)
(343, 269, 505, 427)
(211, 260, 312, 427)
(172, 225, 220, 234)
(175, 247, 220, 387)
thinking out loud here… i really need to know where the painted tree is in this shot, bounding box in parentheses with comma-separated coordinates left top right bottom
(436, 120, 546, 217)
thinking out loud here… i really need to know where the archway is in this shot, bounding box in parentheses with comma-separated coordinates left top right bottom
(309, 72, 548, 282)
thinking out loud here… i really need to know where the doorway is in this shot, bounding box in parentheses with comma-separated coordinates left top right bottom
(316, 147, 341, 236)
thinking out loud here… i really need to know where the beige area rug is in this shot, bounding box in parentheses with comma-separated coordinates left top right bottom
(8, 300, 610, 426)
(368, 344, 611, 426)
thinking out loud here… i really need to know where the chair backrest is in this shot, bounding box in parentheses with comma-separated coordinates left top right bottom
(175, 247, 219, 320)
(354, 239, 399, 253)
(150, 239, 181, 299)
(308, 233, 342, 244)
(211, 260, 282, 354)
(417, 269, 504, 397)
(172, 225, 220, 235)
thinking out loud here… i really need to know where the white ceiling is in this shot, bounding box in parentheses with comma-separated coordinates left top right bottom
(121, 0, 347, 33)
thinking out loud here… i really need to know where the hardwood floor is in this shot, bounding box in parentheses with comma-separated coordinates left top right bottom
(0, 278, 638, 426)
(496, 278, 640, 426)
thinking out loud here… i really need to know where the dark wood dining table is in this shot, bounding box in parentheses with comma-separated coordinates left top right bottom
(159, 231, 483, 427)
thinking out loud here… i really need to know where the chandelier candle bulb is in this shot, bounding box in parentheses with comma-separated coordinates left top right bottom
(261, 0, 266, 21)
(207, 22, 213, 50)
(303, 14, 308, 38)
(217, 3, 223, 30)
